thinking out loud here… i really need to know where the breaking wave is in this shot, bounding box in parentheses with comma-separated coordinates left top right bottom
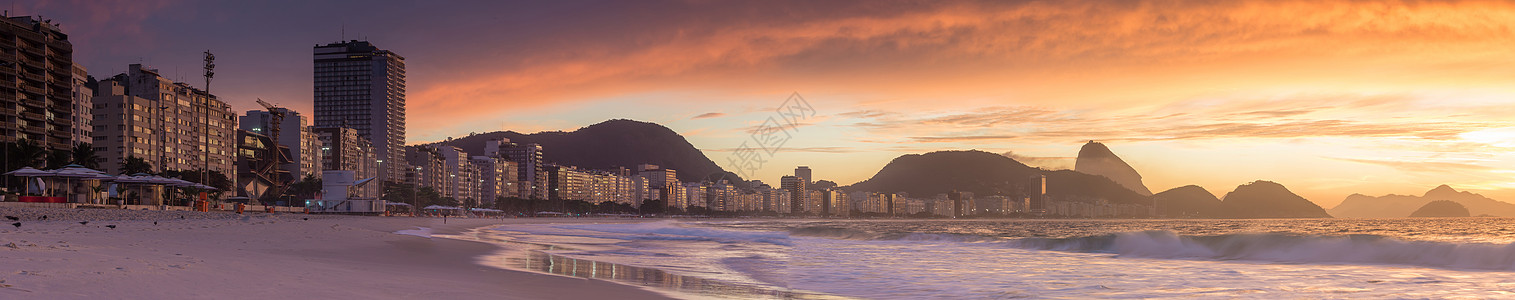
(788, 226, 1515, 271)
(555, 221, 795, 246)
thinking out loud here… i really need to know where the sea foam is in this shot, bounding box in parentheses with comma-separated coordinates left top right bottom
(1009, 231, 1515, 271)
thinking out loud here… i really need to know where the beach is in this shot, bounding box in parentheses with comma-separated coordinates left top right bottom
(0, 207, 672, 300)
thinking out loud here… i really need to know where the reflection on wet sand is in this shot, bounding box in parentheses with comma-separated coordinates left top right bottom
(470, 235, 845, 299)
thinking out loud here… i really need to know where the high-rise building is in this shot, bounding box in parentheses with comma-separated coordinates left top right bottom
(1028, 174, 1047, 212)
(313, 126, 378, 198)
(435, 145, 470, 201)
(0, 16, 74, 153)
(404, 145, 445, 191)
(90, 65, 236, 176)
(545, 164, 592, 202)
(240, 108, 321, 179)
(495, 141, 545, 199)
(780, 175, 807, 214)
(70, 63, 92, 146)
(637, 164, 679, 205)
(313, 40, 406, 183)
(795, 166, 812, 184)
(471, 155, 518, 204)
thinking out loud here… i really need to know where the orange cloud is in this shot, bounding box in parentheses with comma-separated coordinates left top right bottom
(404, 0, 1515, 140)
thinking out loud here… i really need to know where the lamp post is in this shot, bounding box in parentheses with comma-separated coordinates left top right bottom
(202, 50, 214, 200)
(413, 166, 420, 217)
(376, 159, 384, 201)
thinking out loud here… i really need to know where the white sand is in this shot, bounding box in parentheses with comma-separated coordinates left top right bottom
(0, 208, 672, 299)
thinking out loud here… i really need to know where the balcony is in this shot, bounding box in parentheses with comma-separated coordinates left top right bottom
(18, 45, 43, 57)
(20, 72, 42, 82)
(20, 111, 43, 120)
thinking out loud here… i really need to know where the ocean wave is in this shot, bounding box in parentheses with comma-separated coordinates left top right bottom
(787, 225, 998, 243)
(555, 221, 794, 246)
(1009, 231, 1515, 271)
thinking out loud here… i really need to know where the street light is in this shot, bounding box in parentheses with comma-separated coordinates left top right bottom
(413, 166, 421, 217)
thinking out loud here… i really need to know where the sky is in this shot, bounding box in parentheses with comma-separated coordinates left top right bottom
(29, 0, 1515, 207)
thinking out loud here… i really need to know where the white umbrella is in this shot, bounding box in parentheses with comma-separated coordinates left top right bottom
(166, 178, 196, 187)
(51, 169, 99, 203)
(55, 165, 106, 175)
(146, 176, 177, 185)
(5, 167, 55, 196)
(5, 167, 54, 176)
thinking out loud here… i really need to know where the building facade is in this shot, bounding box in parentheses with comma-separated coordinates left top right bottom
(795, 166, 812, 184)
(313, 126, 378, 198)
(0, 16, 74, 153)
(313, 40, 406, 183)
(404, 145, 445, 192)
(471, 155, 519, 204)
(70, 63, 91, 146)
(90, 65, 236, 176)
(780, 175, 807, 214)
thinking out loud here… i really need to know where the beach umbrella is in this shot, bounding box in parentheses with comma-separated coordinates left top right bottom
(166, 178, 196, 187)
(51, 168, 100, 203)
(111, 175, 150, 205)
(146, 176, 177, 185)
(5, 166, 54, 177)
(55, 165, 106, 175)
(6, 167, 55, 196)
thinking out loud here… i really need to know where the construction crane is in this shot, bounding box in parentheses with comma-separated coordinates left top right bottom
(249, 98, 295, 204)
(256, 98, 284, 144)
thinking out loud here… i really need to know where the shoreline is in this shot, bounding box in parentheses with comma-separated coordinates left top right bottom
(0, 208, 673, 299)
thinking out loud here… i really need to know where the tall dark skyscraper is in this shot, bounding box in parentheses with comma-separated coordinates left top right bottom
(1, 16, 75, 153)
(313, 40, 406, 182)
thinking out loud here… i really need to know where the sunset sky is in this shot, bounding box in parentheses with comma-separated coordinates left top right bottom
(35, 0, 1515, 206)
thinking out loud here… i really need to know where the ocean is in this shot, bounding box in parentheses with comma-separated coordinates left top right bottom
(462, 218, 1515, 299)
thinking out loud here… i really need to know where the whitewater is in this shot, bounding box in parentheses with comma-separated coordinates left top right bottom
(470, 219, 1515, 299)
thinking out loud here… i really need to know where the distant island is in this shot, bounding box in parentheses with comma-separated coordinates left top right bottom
(1331, 185, 1515, 218)
(1409, 200, 1471, 217)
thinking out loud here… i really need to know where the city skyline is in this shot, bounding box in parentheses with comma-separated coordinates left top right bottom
(31, 0, 1515, 206)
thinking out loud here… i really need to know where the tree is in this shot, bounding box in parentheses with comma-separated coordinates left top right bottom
(4, 139, 47, 169)
(287, 174, 324, 200)
(640, 199, 666, 215)
(121, 156, 153, 175)
(164, 169, 232, 191)
(70, 143, 101, 169)
(45, 149, 70, 169)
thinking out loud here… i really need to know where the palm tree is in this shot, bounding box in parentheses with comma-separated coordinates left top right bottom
(45, 149, 69, 169)
(121, 156, 153, 175)
(5, 139, 47, 169)
(70, 143, 101, 169)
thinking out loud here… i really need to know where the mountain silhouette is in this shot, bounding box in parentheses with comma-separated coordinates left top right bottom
(432, 119, 737, 183)
(1330, 185, 1515, 217)
(1218, 181, 1332, 218)
(1074, 141, 1152, 196)
(1152, 185, 1222, 218)
(847, 150, 1148, 205)
(1408, 200, 1471, 217)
